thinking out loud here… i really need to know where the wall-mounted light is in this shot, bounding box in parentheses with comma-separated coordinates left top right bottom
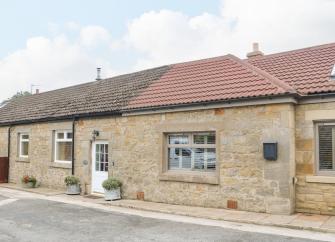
(263, 142, 278, 161)
(92, 130, 100, 141)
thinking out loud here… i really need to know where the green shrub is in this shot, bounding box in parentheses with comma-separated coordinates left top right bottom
(21, 175, 37, 186)
(102, 177, 122, 190)
(64, 176, 80, 186)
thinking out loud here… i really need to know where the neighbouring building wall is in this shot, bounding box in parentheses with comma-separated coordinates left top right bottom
(296, 102, 335, 215)
(6, 103, 295, 214)
(0, 127, 8, 157)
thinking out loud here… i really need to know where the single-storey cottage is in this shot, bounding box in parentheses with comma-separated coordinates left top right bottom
(1, 42, 335, 215)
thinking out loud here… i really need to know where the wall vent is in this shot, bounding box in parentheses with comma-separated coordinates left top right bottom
(227, 200, 238, 209)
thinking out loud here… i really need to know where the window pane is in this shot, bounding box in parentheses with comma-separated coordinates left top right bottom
(181, 148, 192, 169)
(207, 148, 216, 170)
(169, 135, 189, 145)
(194, 135, 205, 144)
(21, 141, 29, 156)
(207, 134, 216, 144)
(167, 132, 216, 172)
(57, 132, 64, 139)
(56, 141, 72, 161)
(67, 132, 73, 139)
(194, 148, 204, 169)
(319, 126, 333, 170)
(168, 148, 180, 169)
(22, 134, 29, 140)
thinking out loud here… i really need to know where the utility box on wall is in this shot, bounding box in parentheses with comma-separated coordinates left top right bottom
(263, 142, 278, 161)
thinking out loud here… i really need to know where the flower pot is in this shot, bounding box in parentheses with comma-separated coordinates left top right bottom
(104, 187, 121, 201)
(66, 184, 81, 195)
(23, 182, 35, 188)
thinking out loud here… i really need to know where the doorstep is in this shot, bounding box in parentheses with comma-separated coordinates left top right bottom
(0, 183, 64, 196)
(105, 199, 335, 234)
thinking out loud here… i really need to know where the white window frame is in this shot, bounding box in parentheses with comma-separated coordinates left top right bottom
(54, 130, 73, 163)
(166, 132, 216, 172)
(19, 133, 29, 158)
(315, 122, 335, 176)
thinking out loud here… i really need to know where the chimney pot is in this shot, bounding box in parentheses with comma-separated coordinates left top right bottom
(96, 67, 102, 81)
(253, 42, 259, 52)
(247, 42, 264, 59)
(35, 89, 39, 94)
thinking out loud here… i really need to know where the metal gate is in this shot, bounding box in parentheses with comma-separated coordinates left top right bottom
(0, 157, 9, 183)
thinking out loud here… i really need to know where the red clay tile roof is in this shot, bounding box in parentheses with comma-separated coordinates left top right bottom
(127, 54, 296, 110)
(1, 42, 335, 124)
(248, 42, 335, 95)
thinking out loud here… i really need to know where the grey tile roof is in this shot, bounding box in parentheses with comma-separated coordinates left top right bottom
(0, 65, 170, 125)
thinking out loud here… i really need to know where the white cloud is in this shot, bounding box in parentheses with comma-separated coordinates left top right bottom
(1, 0, 335, 101)
(80, 25, 111, 47)
(0, 33, 117, 101)
(124, 0, 335, 70)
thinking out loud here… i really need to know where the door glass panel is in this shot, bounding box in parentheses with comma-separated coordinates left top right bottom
(95, 144, 109, 172)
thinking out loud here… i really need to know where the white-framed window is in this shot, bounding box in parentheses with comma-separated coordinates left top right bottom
(19, 133, 29, 158)
(316, 123, 335, 175)
(54, 131, 73, 163)
(167, 132, 216, 172)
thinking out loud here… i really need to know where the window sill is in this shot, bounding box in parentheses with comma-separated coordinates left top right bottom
(306, 176, 335, 184)
(50, 162, 71, 169)
(159, 171, 219, 185)
(16, 157, 30, 163)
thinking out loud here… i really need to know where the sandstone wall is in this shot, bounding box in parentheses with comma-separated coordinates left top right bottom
(7, 104, 295, 214)
(296, 102, 335, 215)
(0, 127, 8, 157)
(76, 104, 295, 214)
(8, 121, 72, 188)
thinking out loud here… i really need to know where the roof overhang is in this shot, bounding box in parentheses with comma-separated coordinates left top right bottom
(123, 94, 298, 117)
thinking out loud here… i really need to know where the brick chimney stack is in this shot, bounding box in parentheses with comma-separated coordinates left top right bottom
(247, 42, 264, 59)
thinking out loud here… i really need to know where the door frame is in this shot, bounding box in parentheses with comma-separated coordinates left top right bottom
(91, 140, 109, 194)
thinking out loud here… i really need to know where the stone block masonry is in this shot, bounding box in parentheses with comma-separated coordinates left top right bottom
(0, 103, 296, 215)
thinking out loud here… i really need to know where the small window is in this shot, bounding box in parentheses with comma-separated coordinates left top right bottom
(167, 132, 216, 172)
(54, 131, 72, 163)
(19, 133, 29, 158)
(317, 124, 335, 174)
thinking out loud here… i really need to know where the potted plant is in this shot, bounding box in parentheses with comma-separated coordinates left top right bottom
(21, 175, 37, 188)
(64, 176, 81, 195)
(102, 177, 122, 201)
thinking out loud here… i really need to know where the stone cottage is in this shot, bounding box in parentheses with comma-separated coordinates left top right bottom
(1, 42, 335, 215)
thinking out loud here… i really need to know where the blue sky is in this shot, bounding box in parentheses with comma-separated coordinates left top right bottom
(0, 0, 220, 57)
(0, 0, 334, 101)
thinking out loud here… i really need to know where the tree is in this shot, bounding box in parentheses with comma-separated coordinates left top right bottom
(0, 91, 32, 107)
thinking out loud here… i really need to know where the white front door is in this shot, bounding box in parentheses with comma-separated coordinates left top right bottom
(91, 141, 109, 193)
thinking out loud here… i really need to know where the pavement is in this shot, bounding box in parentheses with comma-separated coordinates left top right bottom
(0, 197, 322, 242)
(1, 184, 335, 241)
